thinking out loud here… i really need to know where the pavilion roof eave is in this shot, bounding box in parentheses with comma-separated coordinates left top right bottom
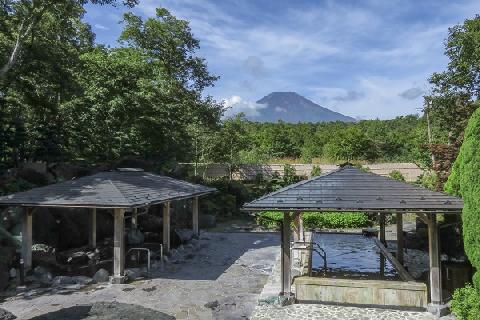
(0, 190, 215, 209)
(241, 207, 462, 214)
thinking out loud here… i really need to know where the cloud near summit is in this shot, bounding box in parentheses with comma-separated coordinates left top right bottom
(223, 96, 266, 118)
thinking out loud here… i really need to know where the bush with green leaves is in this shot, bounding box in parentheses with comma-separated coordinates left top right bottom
(389, 170, 406, 181)
(256, 211, 372, 229)
(451, 284, 480, 320)
(310, 165, 322, 177)
(445, 108, 480, 289)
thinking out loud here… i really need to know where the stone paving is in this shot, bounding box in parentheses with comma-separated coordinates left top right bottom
(0, 232, 279, 320)
(250, 304, 435, 320)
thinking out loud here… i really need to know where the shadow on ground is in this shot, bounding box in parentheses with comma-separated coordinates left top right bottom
(29, 302, 175, 320)
(154, 232, 279, 281)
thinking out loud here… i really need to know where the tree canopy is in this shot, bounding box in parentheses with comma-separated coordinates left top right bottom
(445, 108, 480, 289)
(0, 3, 222, 171)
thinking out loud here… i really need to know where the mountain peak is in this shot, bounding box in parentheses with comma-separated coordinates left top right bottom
(252, 92, 355, 123)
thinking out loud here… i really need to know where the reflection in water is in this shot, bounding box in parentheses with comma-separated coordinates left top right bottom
(311, 233, 400, 280)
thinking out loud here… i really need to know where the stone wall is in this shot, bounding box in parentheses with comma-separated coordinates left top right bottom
(295, 277, 428, 309)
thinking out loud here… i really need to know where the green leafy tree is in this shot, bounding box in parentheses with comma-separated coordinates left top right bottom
(0, 0, 137, 81)
(61, 8, 222, 164)
(425, 16, 480, 189)
(211, 113, 249, 179)
(445, 107, 480, 290)
(282, 164, 297, 185)
(323, 126, 377, 161)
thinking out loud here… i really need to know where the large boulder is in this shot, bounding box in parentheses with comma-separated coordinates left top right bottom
(139, 214, 162, 232)
(0, 308, 16, 320)
(33, 266, 53, 284)
(93, 268, 109, 283)
(127, 229, 145, 245)
(199, 214, 216, 228)
(0, 264, 9, 291)
(175, 229, 194, 243)
(32, 244, 56, 267)
(52, 276, 93, 286)
(57, 249, 89, 265)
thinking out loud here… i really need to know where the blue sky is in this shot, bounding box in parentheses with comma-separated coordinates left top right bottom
(84, 0, 480, 120)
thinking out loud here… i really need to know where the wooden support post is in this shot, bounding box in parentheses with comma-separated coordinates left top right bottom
(396, 212, 404, 265)
(88, 208, 97, 248)
(192, 197, 199, 237)
(163, 202, 171, 254)
(379, 212, 386, 245)
(281, 212, 292, 295)
(112, 208, 126, 283)
(427, 213, 442, 305)
(293, 212, 304, 242)
(380, 254, 385, 278)
(21, 207, 33, 271)
(131, 208, 138, 230)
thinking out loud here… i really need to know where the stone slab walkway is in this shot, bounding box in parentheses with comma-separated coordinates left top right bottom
(0, 232, 279, 320)
(251, 304, 435, 320)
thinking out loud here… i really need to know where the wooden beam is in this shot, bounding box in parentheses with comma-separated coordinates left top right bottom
(163, 202, 171, 253)
(379, 212, 386, 245)
(21, 207, 33, 271)
(427, 213, 442, 304)
(113, 208, 125, 282)
(374, 238, 414, 281)
(192, 197, 199, 237)
(417, 212, 429, 225)
(88, 208, 97, 248)
(281, 212, 292, 294)
(396, 212, 404, 265)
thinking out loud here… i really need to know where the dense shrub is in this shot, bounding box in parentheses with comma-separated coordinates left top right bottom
(451, 284, 480, 320)
(0, 177, 36, 196)
(256, 211, 283, 229)
(256, 211, 372, 229)
(202, 178, 256, 217)
(302, 212, 372, 229)
(310, 165, 322, 177)
(389, 170, 405, 181)
(445, 108, 480, 288)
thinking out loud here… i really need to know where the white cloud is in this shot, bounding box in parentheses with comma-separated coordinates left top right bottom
(222, 96, 267, 118)
(94, 24, 109, 30)
(310, 77, 428, 119)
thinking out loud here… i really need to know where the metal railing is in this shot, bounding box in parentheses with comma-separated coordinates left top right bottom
(126, 248, 151, 272)
(310, 243, 327, 276)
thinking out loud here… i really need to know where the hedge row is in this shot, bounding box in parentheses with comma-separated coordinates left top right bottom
(256, 211, 372, 229)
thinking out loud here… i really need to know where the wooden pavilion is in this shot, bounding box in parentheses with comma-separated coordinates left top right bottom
(242, 165, 463, 315)
(0, 168, 215, 283)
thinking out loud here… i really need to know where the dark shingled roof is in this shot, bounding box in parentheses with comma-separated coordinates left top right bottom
(0, 170, 216, 208)
(242, 165, 463, 213)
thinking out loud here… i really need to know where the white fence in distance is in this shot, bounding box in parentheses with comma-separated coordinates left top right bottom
(179, 162, 424, 182)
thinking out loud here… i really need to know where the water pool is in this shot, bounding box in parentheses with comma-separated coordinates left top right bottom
(311, 232, 400, 280)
